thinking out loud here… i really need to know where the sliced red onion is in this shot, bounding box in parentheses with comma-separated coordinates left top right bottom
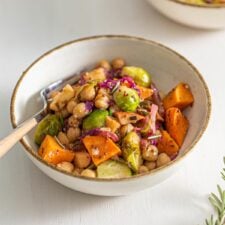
(150, 104, 158, 134)
(151, 82, 165, 116)
(140, 139, 149, 150)
(133, 127, 142, 132)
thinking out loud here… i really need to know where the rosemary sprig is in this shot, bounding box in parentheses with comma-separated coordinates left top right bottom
(221, 157, 225, 181)
(205, 157, 225, 225)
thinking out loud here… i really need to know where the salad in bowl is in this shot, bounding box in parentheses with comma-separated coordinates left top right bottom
(35, 58, 194, 179)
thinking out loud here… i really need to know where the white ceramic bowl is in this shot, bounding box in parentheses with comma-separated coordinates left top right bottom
(10, 35, 211, 196)
(147, 0, 225, 29)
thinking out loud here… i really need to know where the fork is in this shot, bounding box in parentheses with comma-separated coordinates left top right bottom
(0, 74, 79, 158)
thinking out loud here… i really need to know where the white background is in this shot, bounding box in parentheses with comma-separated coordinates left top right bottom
(0, 0, 225, 224)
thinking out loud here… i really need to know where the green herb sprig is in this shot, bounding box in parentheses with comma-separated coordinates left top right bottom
(205, 157, 225, 225)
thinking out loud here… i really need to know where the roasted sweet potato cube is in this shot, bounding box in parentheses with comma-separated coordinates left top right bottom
(157, 130, 179, 157)
(165, 107, 189, 147)
(137, 85, 153, 100)
(38, 135, 75, 165)
(106, 116, 121, 132)
(82, 135, 121, 166)
(163, 83, 194, 110)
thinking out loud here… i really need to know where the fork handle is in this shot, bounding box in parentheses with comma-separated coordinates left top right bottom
(0, 118, 38, 158)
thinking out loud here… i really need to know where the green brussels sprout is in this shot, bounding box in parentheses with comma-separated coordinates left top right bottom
(83, 109, 109, 131)
(121, 66, 151, 87)
(97, 160, 132, 178)
(113, 86, 140, 112)
(34, 114, 63, 145)
(122, 131, 141, 172)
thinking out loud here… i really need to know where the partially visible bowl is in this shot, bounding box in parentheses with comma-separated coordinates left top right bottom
(10, 35, 211, 196)
(147, 0, 225, 29)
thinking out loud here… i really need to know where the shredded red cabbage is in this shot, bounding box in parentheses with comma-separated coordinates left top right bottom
(111, 68, 122, 78)
(85, 101, 94, 112)
(82, 128, 119, 142)
(99, 79, 119, 90)
(120, 76, 140, 95)
(78, 73, 87, 85)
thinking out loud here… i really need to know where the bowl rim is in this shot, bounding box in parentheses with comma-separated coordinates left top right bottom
(10, 34, 211, 182)
(169, 0, 225, 8)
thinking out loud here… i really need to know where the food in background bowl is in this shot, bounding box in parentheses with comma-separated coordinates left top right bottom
(35, 58, 194, 179)
(179, 0, 225, 4)
(147, 0, 225, 29)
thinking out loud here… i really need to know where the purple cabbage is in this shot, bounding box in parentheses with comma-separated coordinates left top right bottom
(82, 128, 119, 142)
(78, 73, 87, 85)
(85, 101, 94, 112)
(99, 79, 119, 90)
(120, 76, 140, 95)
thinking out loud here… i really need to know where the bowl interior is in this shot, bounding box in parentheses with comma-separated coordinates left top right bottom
(11, 36, 210, 172)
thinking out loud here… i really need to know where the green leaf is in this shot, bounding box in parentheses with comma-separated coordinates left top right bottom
(204, 157, 225, 225)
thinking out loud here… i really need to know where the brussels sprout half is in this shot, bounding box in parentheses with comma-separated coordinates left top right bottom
(83, 109, 109, 131)
(34, 114, 63, 145)
(113, 86, 140, 112)
(121, 66, 151, 87)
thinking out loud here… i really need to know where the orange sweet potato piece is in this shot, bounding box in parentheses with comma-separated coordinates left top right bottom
(82, 135, 121, 166)
(157, 130, 179, 157)
(165, 107, 189, 147)
(38, 135, 75, 165)
(106, 116, 121, 132)
(163, 83, 194, 110)
(114, 112, 144, 125)
(137, 85, 153, 100)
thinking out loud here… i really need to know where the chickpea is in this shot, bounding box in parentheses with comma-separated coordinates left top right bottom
(73, 167, 82, 176)
(57, 132, 69, 145)
(73, 102, 88, 119)
(144, 161, 156, 170)
(96, 60, 111, 70)
(95, 88, 110, 109)
(81, 169, 96, 178)
(68, 115, 80, 128)
(112, 58, 125, 69)
(138, 165, 149, 174)
(80, 85, 96, 101)
(156, 153, 171, 167)
(57, 101, 66, 110)
(142, 145, 158, 162)
(83, 68, 106, 82)
(67, 100, 77, 114)
(67, 127, 81, 142)
(74, 151, 91, 169)
(58, 108, 69, 118)
(57, 162, 74, 173)
(95, 97, 109, 109)
(120, 124, 134, 137)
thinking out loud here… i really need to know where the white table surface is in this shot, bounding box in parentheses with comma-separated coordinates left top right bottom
(0, 0, 225, 224)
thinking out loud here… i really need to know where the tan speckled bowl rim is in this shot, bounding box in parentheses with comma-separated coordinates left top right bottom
(170, 0, 225, 8)
(10, 35, 211, 182)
